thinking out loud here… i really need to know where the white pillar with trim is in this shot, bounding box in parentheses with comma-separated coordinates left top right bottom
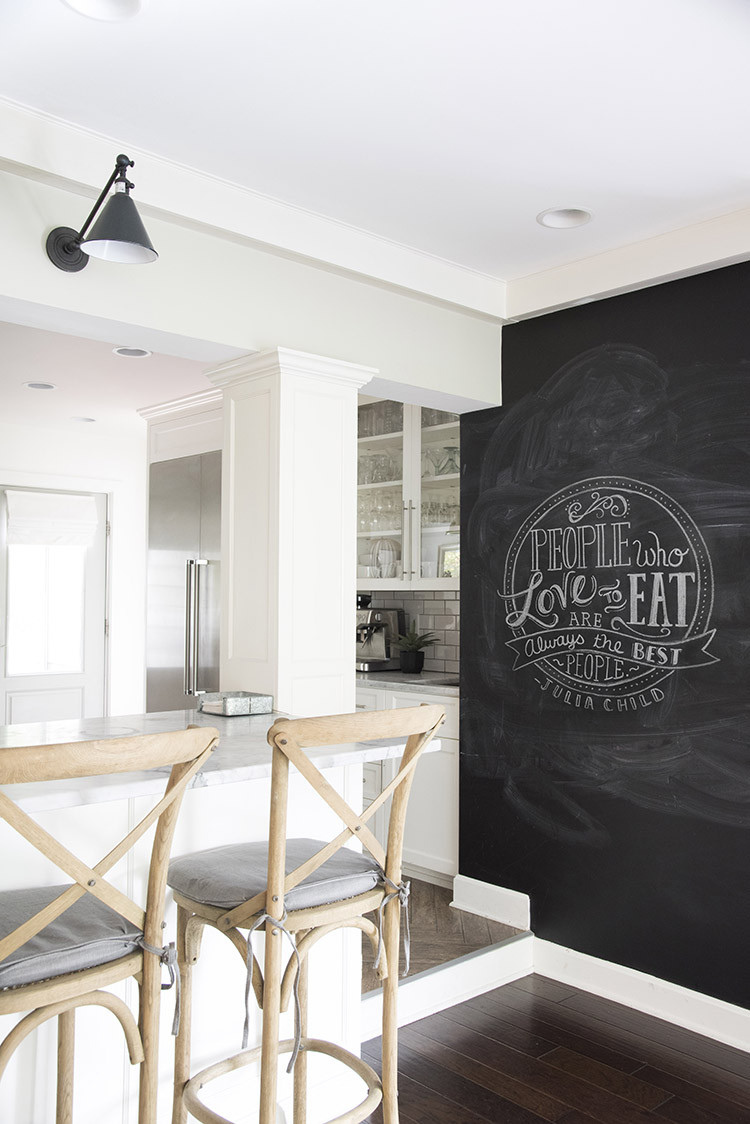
(208, 348, 376, 717)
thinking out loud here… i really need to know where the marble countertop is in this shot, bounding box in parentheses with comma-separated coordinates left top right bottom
(356, 670, 459, 697)
(0, 709, 439, 812)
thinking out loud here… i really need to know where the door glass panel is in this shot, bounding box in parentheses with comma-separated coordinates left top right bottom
(420, 408, 460, 579)
(1, 488, 107, 724)
(6, 544, 86, 675)
(357, 400, 404, 581)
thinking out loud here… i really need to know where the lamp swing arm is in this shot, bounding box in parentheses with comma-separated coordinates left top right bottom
(74, 154, 135, 245)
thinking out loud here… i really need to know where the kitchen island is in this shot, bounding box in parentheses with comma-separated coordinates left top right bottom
(0, 708, 435, 1124)
(0, 707, 422, 810)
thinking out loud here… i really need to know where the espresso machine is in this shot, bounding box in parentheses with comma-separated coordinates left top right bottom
(355, 606, 406, 671)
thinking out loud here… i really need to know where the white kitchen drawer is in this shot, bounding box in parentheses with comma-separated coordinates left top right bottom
(363, 761, 381, 802)
(355, 687, 382, 711)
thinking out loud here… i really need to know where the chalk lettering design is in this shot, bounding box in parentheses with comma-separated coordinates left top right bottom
(500, 476, 718, 710)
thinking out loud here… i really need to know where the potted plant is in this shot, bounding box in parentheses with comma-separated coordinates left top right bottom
(396, 622, 437, 674)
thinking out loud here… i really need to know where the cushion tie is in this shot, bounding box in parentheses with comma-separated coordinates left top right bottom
(243, 912, 303, 1073)
(138, 938, 181, 1035)
(374, 876, 411, 978)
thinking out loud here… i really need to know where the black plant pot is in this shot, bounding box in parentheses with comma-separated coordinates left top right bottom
(399, 650, 425, 674)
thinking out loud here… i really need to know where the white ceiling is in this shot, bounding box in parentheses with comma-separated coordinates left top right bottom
(2, 0, 750, 421)
(0, 319, 211, 430)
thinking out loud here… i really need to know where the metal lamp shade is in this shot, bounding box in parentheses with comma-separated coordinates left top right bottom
(80, 192, 158, 264)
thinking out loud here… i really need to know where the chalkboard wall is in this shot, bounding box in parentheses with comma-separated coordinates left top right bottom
(460, 260, 750, 1007)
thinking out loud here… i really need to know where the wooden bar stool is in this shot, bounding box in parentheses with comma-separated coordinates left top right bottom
(0, 724, 219, 1124)
(167, 704, 445, 1124)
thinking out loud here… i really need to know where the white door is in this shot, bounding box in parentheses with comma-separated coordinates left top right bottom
(0, 488, 107, 724)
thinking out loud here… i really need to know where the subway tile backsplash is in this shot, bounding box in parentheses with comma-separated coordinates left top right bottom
(368, 590, 460, 673)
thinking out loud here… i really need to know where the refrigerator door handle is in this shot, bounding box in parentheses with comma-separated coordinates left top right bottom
(193, 555, 208, 687)
(184, 558, 209, 696)
(184, 559, 194, 695)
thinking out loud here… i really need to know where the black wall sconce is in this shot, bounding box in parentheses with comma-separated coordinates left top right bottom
(46, 153, 158, 272)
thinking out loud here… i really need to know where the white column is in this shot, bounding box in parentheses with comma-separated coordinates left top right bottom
(208, 348, 376, 716)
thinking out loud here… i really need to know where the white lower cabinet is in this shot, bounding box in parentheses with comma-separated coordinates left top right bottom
(355, 687, 381, 711)
(356, 686, 458, 884)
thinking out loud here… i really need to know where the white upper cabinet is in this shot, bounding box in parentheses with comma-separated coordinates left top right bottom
(357, 399, 459, 590)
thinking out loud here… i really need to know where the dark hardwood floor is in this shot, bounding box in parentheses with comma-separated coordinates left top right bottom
(362, 974, 750, 1122)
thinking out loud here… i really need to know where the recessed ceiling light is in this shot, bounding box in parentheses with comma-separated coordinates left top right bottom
(537, 207, 593, 229)
(72, 416, 97, 423)
(60, 0, 144, 20)
(113, 346, 152, 359)
(24, 381, 57, 390)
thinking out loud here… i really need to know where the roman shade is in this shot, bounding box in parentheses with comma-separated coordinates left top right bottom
(5, 490, 99, 547)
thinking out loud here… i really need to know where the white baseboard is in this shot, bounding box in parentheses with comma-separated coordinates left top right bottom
(452, 873, 530, 929)
(361, 931, 534, 1042)
(535, 938, 750, 1054)
(402, 861, 454, 890)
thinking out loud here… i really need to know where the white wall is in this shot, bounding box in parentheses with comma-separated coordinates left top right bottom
(0, 416, 148, 716)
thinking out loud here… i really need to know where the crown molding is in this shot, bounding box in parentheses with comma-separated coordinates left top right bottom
(207, 348, 377, 392)
(138, 388, 223, 420)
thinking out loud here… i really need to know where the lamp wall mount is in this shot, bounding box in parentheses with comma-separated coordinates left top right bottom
(45, 153, 158, 272)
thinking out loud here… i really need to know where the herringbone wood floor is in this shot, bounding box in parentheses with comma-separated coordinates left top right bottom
(362, 974, 750, 1122)
(362, 879, 520, 993)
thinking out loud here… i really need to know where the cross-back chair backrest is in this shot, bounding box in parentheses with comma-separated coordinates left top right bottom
(0, 726, 219, 968)
(220, 705, 444, 931)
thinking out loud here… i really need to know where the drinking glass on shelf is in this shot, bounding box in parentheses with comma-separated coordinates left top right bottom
(371, 400, 387, 435)
(421, 448, 441, 478)
(422, 408, 457, 428)
(384, 400, 403, 434)
(373, 495, 384, 526)
(436, 446, 460, 475)
(358, 404, 375, 438)
(358, 493, 375, 532)
(370, 454, 387, 483)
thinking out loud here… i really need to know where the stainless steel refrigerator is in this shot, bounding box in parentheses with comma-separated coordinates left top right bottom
(146, 451, 221, 712)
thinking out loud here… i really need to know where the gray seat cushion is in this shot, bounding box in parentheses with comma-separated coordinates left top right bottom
(0, 885, 143, 990)
(168, 837, 382, 913)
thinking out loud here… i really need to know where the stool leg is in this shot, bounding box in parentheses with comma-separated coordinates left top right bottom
(139, 946, 162, 1124)
(381, 898, 400, 1124)
(56, 1009, 75, 1124)
(292, 941, 309, 1124)
(260, 919, 283, 1124)
(172, 905, 192, 1124)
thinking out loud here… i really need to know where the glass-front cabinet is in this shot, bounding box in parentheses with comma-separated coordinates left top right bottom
(357, 398, 459, 590)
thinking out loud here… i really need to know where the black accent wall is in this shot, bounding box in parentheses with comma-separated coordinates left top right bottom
(460, 260, 750, 1007)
